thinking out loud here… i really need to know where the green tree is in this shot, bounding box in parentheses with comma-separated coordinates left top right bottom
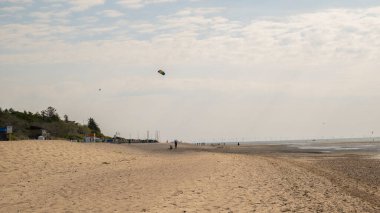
(41, 110, 46, 119)
(87, 117, 101, 134)
(41, 106, 60, 121)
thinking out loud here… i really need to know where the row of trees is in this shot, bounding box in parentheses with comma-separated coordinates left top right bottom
(0, 106, 103, 137)
(0, 107, 66, 123)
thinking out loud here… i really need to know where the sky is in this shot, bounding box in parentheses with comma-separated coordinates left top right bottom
(1, 0, 380, 142)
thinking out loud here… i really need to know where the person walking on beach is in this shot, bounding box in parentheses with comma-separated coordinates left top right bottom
(174, 140, 178, 149)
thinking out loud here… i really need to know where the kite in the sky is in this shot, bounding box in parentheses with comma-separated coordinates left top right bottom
(157, 70, 165, 76)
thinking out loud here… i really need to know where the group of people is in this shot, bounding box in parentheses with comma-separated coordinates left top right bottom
(169, 140, 178, 150)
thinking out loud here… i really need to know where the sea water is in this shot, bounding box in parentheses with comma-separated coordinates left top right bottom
(207, 137, 380, 152)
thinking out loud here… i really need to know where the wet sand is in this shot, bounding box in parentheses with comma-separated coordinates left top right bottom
(0, 140, 379, 212)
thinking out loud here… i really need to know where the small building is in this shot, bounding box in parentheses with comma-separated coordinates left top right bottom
(84, 133, 100, 142)
(29, 126, 49, 139)
(0, 127, 8, 141)
(0, 126, 12, 141)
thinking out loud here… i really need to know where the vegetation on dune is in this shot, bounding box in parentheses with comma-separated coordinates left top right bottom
(0, 106, 105, 140)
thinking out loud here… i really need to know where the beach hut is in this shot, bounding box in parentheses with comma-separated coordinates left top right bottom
(84, 133, 97, 142)
(0, 127, 8, 141)
(29, 126, 49, 139)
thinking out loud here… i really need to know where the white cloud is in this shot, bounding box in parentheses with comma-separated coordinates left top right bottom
(52, 0, 106, 11)
(100, 10, 124, 18)
(0, 6, 25, 12)
(27, 10, 70, 25)
(129, 22, 156, 33)
(118, 0, 178, 9)
(79, 16, 99, 24)
(175, 7, 225, 16)
(0, 0, 33, 4)
(2, 6, 380, 65)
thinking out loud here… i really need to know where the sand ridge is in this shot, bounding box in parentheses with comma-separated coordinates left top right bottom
(0, 140, 379, 212)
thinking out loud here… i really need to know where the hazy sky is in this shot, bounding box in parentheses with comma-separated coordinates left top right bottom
(1, 0, 380, 142)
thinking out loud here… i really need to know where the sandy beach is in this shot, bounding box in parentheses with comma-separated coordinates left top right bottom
(0, 140, 379, 212)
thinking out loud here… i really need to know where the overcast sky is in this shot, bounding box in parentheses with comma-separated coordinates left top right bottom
(1, 0, 380, 142)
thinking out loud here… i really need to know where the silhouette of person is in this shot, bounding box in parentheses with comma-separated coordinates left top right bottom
(174, 140, 178, 149)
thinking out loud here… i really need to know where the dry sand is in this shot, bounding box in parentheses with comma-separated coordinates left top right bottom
(0, 140, 379, 212)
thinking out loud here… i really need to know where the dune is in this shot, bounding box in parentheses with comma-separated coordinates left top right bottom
(0, 140, 379, 212)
